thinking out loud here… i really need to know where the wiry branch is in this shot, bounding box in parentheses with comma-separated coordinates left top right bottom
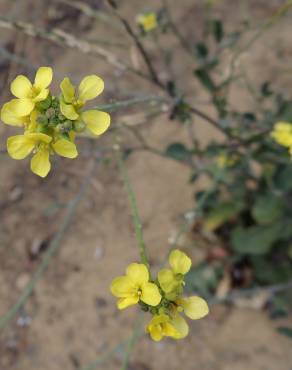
(0, 16, 151, 82)
(105, 0, 165, 89)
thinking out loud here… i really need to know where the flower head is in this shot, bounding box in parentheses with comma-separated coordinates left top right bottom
(111, 263, 161, 309)
(7, 132, 77, 177)
(271, 122, 292, 153)
(136, 12, 158, 33)
(158, 249, 191, 295)
(146, 314, 188, 341)
(60, 76, 110, 136)
(1, 68, 111, 177)
(111, 249, 209, 342)
(10, 67, 53, 116)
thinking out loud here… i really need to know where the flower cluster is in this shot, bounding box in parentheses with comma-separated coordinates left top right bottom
(271, 122, 292, 157)
(1, 67, 110, 177)
(111, 249, 209, 342)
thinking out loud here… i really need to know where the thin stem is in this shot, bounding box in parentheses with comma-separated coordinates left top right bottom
(94, 95, 168, 112)
(105, 0, 165, 89)
(0, 16, 150, 82)
(0, 160, 96, 332)
(120, 314, 144, 370)
(115, 146, 149, 266)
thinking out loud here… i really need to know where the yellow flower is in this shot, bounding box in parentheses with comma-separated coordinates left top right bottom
(175, 296, 209, 320)
(111, 263, 161, 309)
(7, 132, 77, 178)
(137, 13, 158, 33)
(271, 122, 292, 148)
(146, 314, 189, 341)
(60, 75, 110, 136)
(9, 67, 53, 117)
(215, 153, 235, 168)
(158, 249, 191, 294)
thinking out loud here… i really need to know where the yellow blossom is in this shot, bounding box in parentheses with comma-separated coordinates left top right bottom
(60, 76, 110, 136)
(158, 249, 191, 294)
(215, 153, 236, 168)
(146, 314, 189, 341)
(271, 122, 292, 148)
(7, 132, 77, 178)
(111, 263, 161, 309)
(136, 12, 158, 33)
(175, 296, 209, 320)
(9, 67, 53, 117)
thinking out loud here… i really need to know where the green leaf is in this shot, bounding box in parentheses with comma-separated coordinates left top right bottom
(194, 68, 216, 92)
(231, 224, 283, 255)
(165, 143, 191, 161)
(204, 200, 244, 230)
(252, 194, 284, 224)
(274, 166, 292, 191)
(210, 19, 224, 43)
(252, 257, 292, 284)
(277, 327, 292, 339)
(194, 42, 208, 60)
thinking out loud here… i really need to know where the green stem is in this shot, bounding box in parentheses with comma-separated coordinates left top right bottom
(115, 146, 149, 266)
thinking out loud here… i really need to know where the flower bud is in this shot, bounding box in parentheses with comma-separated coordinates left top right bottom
(74, 120, 86, 132)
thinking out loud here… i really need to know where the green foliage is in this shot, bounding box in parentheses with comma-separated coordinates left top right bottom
(230, 224, 283, 255)
(252, 194, 284, 224)
(277, 327, 292, 339)
(165, 142, 192, 161)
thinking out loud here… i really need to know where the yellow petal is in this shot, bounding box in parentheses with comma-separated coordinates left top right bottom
(32, 88, 49, 103)
(7, 135, 34, 159)
(27, 110, 39, 132)
(60, 100, 79, 120)
(146, 314, 168, 341)
(25, 133, 52, 144)
(52, 139, 78, 158)
(141, 282, 161, 306)
(1, 102, 26, 126)
(7, 98, 34, 117)
(171, 315, 189, 339)
(60, 77, 75, 103)
(146, 314, 178, 341)
(169, 249, 192, 275)
(117, 296, 139, 310)
(126, 263, 149, 285)
(34, 66, 53, 90)
(30, 148, 51, 178)
(157, 268, 177, 293)
(81, 110, 110, 136)
(110, 276, 134, 298)
(148, 325, 163, 341)
(180, 296, 209, 320)
(10, 75, 32, 98)
(78, 75, 104, 102)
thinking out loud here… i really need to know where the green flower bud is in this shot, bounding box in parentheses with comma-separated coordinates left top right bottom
(51, 98, 59, 108)
(56, 123, 65, 133)
(46, 107, 55, 118)
(37, 115, 48, 126)
(36, 124, 49, 134)
(35, 95, 52, 111)
(74, 120, 86, 132)
(63, 120, 73, 130)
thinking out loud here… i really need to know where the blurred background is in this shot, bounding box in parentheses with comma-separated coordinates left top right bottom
(0, 0, 292, 369)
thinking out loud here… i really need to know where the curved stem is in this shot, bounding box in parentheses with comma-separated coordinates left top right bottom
(115, 146, 149, 266)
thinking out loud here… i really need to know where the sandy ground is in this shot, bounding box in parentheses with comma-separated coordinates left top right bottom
(0, 0, 292, 369)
